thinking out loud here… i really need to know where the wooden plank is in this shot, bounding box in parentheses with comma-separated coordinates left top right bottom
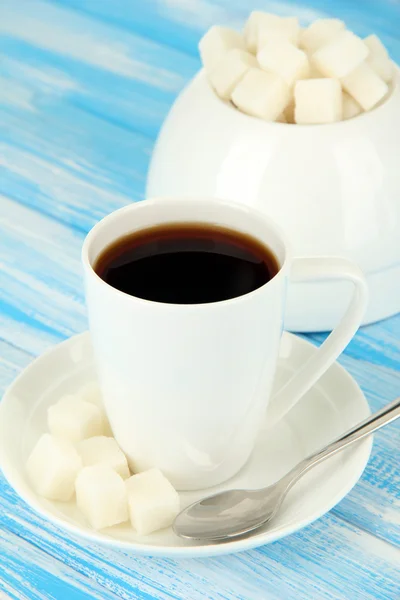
(0, 0, 199, 138)
(46, 0, 242, 57)
(310, 314, 400, 372)
(0, 0, 197, 92)
(0, 528, 120, 600)
(0, 38, 187, 140)
(0, 479, 399, 600)
(47, 0, 400, 61)
(0, 120, 147, 231)
(333, 354, 400, 547)
(0, 579, 27, 600)
(0, 196, 85, 353)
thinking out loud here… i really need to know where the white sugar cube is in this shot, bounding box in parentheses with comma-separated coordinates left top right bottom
(281, 17, 301, 44)
(258, 16, 300, 50)
(78, 436, 130, 479)
(26, 433, 82, 501)
(231, 68, 290, 121)
(199, 26, 245, 71)
(76, 382, 112, 434)
(367, 54, 393, 84)
(341, 62, 388, 110)
(308, 61, 324, 78)
(258, 39, 309, 86)
(75, 465, 128, 529)
(126, 468, 180, 535)
(300, 18, 345, 53)
(364, 34, 393, 82)
(244, 11, 281, 53)
(295, 78, 342, 124)
(208, 48, 257, 100)
(342, 91, 362, 119)
(313, 31, 368, 78)
(48, 398, 104, 443)
(364, 34, 388, 58)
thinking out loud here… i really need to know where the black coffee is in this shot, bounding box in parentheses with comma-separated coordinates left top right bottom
(94, 223, 279, 304)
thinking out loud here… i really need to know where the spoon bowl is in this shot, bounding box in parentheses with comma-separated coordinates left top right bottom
(174, 487, 284, 541)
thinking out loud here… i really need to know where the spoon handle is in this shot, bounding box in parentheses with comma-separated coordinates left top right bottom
(288, 396, 400, 485)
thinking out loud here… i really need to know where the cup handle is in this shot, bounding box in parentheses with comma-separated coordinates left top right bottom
(267, 256, 368, 426)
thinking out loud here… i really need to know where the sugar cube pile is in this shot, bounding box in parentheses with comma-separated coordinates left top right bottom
(199, 12, 394, 124)
(26, 383, 180, 534)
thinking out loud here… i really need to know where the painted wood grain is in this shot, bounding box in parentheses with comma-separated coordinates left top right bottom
(0, 0, 198, 136)
(0, 478, 399, 600)
(0, 36, 191, 141)
(310, 315, 400, 372)
(0, 1, 196, 92)
(333, 354, 400, 548)
(47, 0, 400, 60)
(0, 528, 120, 600)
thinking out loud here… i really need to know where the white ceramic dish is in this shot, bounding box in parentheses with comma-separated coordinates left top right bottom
(0, 331, 371, 558)
(147, 69, 400, 332)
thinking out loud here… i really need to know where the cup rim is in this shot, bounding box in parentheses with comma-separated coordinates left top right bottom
(81, 197, 291, 309)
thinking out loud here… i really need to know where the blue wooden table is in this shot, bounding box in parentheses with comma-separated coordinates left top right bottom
(0, 1, 399, 598)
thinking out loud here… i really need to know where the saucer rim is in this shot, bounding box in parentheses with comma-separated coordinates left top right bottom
(0, 331, 372, 558)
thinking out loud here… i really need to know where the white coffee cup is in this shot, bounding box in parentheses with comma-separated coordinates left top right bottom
(82, 197, 368, 491)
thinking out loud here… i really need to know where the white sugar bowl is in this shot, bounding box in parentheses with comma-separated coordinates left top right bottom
(147, 70, 400, 332)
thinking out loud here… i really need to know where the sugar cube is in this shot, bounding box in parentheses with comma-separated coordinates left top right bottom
(199, 26, 245, 71)
(300, 18, 345, 53)
(244, 11, 281, 53)
(257, 39, 309, 86)
(281, 17, 301, 44)
(313, 31, 368, 78)
(308, 61, 324, 78)
(26, 433, 82, 501)
(208, 48, 257, 100)
(75, 465, 128, 529)
(284, 98, 295, 123)
(78, 381, 103, 406)
(295, 78, 342, 124)
(258, 16, 300, 50)
(78, 436, 130, 479)
(341, 62, 389, 110)
(126, 469, 180, 535)
(364, 34, 390, 60)
(76, 382, 112, 434)
(231, 68, 290, 121)
(342, 91, 362, 119)
(364, 34, 393, 83)
(48, 398, 104, 443)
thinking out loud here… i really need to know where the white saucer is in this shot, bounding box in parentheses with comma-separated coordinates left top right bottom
(0, 332, 371, 558)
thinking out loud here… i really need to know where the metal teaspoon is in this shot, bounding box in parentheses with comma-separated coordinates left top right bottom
(173, 397, 400, 541)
